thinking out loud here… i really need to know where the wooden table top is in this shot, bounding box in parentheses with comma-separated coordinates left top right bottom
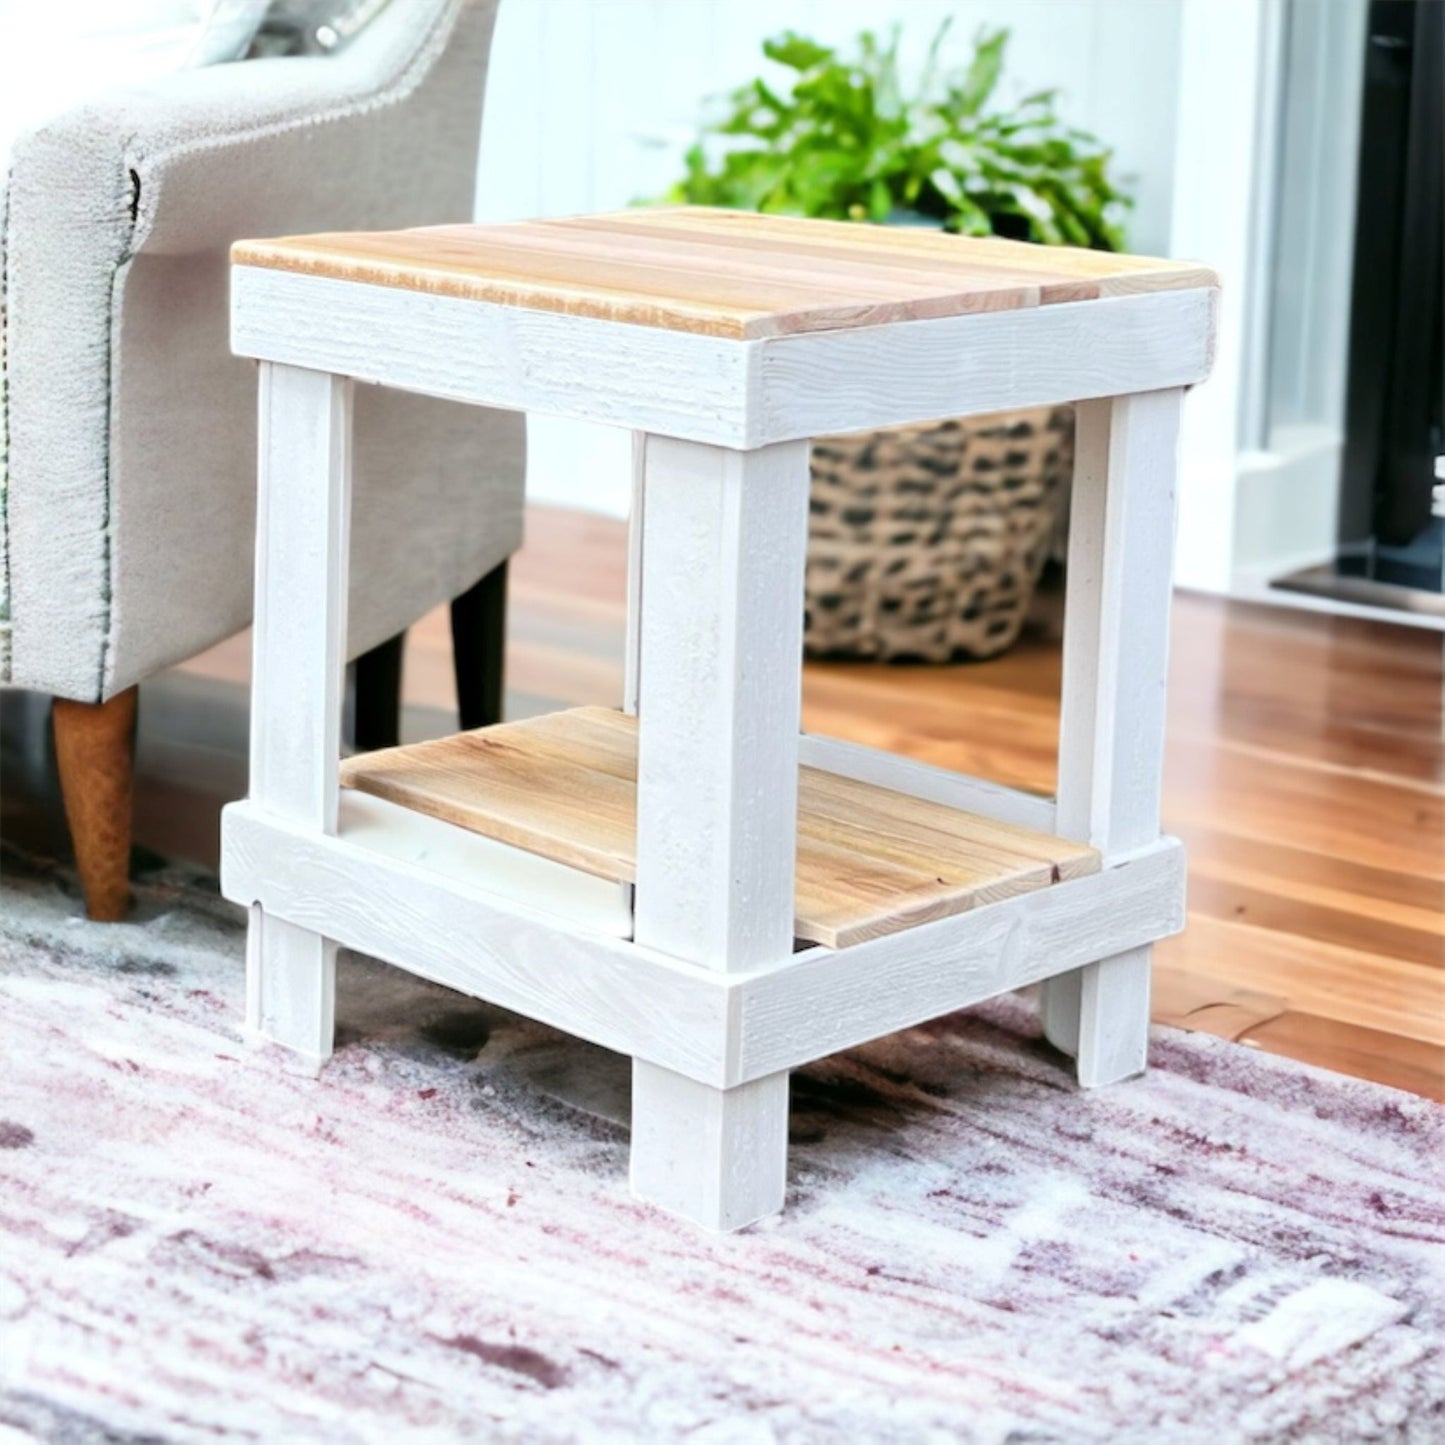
(232, 207, 1217, 341)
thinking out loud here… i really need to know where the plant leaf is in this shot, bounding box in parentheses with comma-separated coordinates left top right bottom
(957, 27, 1008, 115)
(659, 20, 1132, 252)
(763, 33, 834, 72)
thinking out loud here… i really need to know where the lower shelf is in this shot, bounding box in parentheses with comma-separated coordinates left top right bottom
(339, 707, 1098, 949)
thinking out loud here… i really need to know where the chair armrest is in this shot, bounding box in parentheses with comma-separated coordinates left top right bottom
(0, 0, 504, 700)
(46, 0, 491, 258)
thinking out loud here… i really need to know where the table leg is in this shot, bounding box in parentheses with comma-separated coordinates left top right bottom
(623, 431, 646, 717)
(628, 434, 811, 1230)
(1042, 389, 1184, 1086)
(241, 363, 354, 1065)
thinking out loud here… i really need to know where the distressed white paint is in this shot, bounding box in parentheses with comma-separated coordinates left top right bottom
(220, 803, 1184, 1092)
(337, 790, 632, 939)
(629, 435, 808, 1228)
(1041, 391, 1184, 1084)
(223, 800, 729, 1084)
(247, 365, 353, 830)
(244, 364, 353, 1064)
(231, 266, 755, 446)
(1056, 393, 1185, 853)
(754, 289, 1215, 442)
(245, 908, 336, 1067)
(232, 267, 1216, 450)
(798, 734, 1058, 834)
(226, 251, 1209, 1226)
(734, 840, 1185, 1083)
(633, 436, 811, 971)
(631, 1062, 790, 1232)
(622, 431, 647, 715)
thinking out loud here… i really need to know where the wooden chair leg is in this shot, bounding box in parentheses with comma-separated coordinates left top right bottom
(451, 559, 509, 730)
(349, 631, 404, 753)
(52, 687, 138, 922)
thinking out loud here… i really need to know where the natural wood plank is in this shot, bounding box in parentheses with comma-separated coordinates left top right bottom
(339, 706, 1099, 950)
(221, 802, 1175, 1094)
(635, 208, 1218, 290)
(1163, 913, 1445, 1047)
(171, 504, 1444, 1098)
(1185, 871, 1444, 970)
(733, 841, 1185, 1083)
(1237, 1012, 1445, 1102)
(232, 207, 1217, 341)
(1150, 965, 1286, 1038)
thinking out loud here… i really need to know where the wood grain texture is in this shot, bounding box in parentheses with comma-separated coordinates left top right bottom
(338, 706, 1100, 950)
(175, 505, 1444, 1099)
(489, 509, 1444, 1097)
(51, 687, 138, 923)
(233, 267, 1214, 451)
(616, 433, 799, 1225)
(222, 800, 732, 1087)
(1044, 390, 1184, 1084)
(232, 207, 1217, 340)
(734, 842, 1184, 1083)
(631, 437, 809, 972)
(242, 364, 353, 1063)
(796, 734, 1058, 833)
(630, 1061, 790, 1231)
(222, 798, 1174, 1094)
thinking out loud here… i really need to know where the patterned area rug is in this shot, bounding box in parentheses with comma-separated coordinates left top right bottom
(1, 848, 1442, 1443)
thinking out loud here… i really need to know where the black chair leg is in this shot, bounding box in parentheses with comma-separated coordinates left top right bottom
(349, 631, 404, 753)
(451, 559, 508, 730)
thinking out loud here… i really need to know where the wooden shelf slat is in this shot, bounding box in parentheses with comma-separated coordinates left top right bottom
(339, 707, 1099, 949)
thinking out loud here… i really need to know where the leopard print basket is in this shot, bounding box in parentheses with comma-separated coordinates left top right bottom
(804, 406, 1074, 662)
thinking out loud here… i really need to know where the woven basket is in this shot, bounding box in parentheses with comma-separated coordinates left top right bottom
(804, 405, 1074, 662)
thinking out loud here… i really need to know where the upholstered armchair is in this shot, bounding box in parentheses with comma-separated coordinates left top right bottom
(1, 0, 524, 919)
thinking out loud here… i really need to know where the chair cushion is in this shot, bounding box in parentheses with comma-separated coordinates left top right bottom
(0, 1, 268, 680)
(0, 4, 268, 153)
(1, 0, 522, 702)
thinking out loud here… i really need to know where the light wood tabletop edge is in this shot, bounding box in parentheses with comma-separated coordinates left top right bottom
(231, 208, 1219, 341)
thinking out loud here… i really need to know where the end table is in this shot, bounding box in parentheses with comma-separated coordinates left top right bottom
(221, 208, 1217, 1230)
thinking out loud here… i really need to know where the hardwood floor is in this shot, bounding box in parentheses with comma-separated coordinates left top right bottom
(497, 506, 1444, 1101)
(7, 505, 1440, 1100)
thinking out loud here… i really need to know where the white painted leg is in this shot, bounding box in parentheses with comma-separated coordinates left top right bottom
(619, 432, 649, 915)
(1072, 946, 1152, 1086)
(1040, 969, 1081, 1057)
(623, 430, 646, 717)
(1041, 389, 1183, 1087)
(629, 434, 811, 1229)
(241, 363, 354, 1064)
(246, 906, 337, 1065)
(631, 1062, 790, 1231)
(632, 435, 811, 968)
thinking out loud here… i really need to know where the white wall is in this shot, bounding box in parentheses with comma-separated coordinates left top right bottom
(477, 0, 1187, 517)
(1168, 0, 1368, 594)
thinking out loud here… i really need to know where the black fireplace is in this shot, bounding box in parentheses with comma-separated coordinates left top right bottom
(1275, 0, 1443, 614)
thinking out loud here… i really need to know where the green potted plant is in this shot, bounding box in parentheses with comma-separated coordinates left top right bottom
(661, 24, 1134, 660)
